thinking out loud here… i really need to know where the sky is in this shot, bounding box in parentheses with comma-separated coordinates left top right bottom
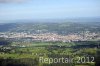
(0, 0, 100, 21)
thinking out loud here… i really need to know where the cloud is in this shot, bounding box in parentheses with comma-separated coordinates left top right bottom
(0, 0, 29, 3)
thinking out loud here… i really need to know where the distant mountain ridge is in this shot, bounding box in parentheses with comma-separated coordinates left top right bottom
(0, 22, 100, 35)
(0, 17, 100, 23)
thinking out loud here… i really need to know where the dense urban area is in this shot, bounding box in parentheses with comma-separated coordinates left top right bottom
(0, 31, 100, 42)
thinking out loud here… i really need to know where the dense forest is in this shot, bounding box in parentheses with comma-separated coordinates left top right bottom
(0, 38, 100, 66)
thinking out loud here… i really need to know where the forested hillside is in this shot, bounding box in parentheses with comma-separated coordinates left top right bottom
(0, 22, 100, 35)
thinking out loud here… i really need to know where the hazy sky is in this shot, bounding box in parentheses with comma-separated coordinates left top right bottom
(0, 0, 100, 21)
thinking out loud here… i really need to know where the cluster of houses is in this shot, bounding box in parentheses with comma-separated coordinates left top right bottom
(0, 32, 100, 42)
